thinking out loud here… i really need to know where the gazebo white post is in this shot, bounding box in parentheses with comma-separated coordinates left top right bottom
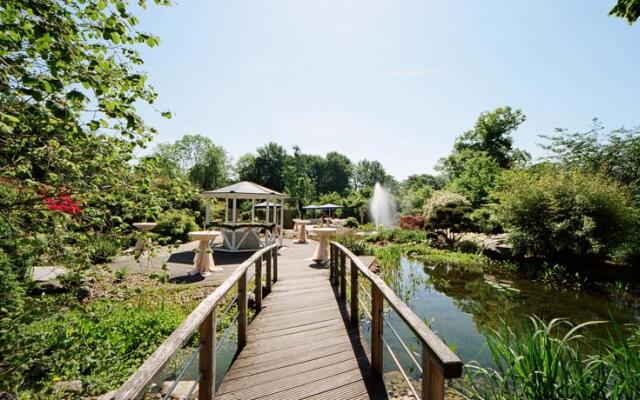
(232, 198, 237, 250)
(265, 199, 270, 244)
(224, 198, 229, 223)
(279, 198, 284, 246)
(251, 199, 255, 222)
(204, 198, 210, 229)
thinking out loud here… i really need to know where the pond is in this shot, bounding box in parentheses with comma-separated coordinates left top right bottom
(362, 256, 640, 380)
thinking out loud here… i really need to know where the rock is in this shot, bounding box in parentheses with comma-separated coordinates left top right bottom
(160, 381, 198, 399)
(482, 234, 513, 260)
(52, 380, 83, 393)
(0, 392, 16, 400)
(77, 285, 92, 300)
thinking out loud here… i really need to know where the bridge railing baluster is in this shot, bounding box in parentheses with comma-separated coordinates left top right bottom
(198, 308, 216, 400)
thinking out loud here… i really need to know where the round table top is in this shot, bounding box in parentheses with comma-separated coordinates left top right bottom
(133, 222, 157, 230)
(293, 219, 311, 225)
(312, 227, 337, 234)
(188, 231, 221, 240)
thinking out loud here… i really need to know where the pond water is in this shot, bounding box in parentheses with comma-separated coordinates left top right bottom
(364, 257, 640, 378)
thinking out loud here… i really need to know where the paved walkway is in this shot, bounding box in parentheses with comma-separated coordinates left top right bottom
(216, 240, 388, 400)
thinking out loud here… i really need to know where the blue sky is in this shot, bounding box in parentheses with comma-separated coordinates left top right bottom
(135, 1, 640, 179)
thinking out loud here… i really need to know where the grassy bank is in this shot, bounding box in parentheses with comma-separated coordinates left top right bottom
(0, 270, 233, 399)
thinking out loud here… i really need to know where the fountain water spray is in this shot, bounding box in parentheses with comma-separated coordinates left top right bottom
(369, 182, 396, 228)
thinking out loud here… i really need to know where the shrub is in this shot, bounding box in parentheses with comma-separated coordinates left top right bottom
(494, 167, 637, 260)
(333, 233, 371, 256)
(154, 210, 198, 244)
(469, 206, 502, 234)
(0, 250, 24, 318)
(88, 234, 121, 264)
(423, 191, 474, 248)
(344, 217, 359, 228)
(399, 215, 425, 230)
(456, 239, 479, 254)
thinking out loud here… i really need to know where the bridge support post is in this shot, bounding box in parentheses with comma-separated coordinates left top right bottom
(371, 286, 383, 377)
(329, 244, 335, 284)
(350, 263, 358, 328)
(254, 257, 262, 311)
(340, 251, 346, 300)
(238, 271, 247, 350)
(422, 346, 445, 400)
(272, 247, 278, 282)
(265, 250, 272, 294)
(199, 309, 216, 400)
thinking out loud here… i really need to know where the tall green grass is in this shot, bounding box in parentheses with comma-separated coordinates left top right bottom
(465, 317, 640, 400)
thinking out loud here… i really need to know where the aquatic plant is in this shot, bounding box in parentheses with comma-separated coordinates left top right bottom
(465, 317, 640, 400)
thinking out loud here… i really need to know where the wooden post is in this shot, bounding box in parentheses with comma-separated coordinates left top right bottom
(329, 244, 334, 283)
(272, 247, 278, 282)
(254, 257, 262, 311)
(265, 250, 272, 294)
(340, 251, 347, 301)
(238, 271, 247, 350)
(199, 309, 216, 400)
(371, 286, 383, 377)
(350, 262, 358, 328)
(422, 346, 445, 400)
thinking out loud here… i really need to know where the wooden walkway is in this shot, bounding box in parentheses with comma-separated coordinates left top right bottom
(215, 241, 388, 400)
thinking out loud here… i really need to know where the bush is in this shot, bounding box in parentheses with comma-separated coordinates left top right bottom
(344, 217, 359, 228)
(0, 251, 24, 318)
(456, 239, 479, 254)
(399, 215, 425, 230)
(494, 167, 637, 260)
(469, 206, 502, 234)
(333, 233, 371, 256)
(88, 234, 121, 264)
(154, 210, 198, 244)
(423, 191, 474, 248)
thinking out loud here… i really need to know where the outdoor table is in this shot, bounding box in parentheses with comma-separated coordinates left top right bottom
(293, 219, 311, 244)
(188, 231, 222, 275)
(311, 227, 336, 263)
(132, 222, 157, 252)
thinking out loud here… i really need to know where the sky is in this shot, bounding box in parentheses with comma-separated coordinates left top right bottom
(135, 1, 640, 180)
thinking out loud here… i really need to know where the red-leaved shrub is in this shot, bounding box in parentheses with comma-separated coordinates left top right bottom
(399, 215, 425, 230)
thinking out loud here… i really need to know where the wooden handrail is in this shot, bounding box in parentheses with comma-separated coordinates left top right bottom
(330, 241, 463, 398)
(113, 243, 279, 400)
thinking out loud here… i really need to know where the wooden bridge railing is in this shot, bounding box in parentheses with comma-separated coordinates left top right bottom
(113, 244, 279, 400)
(330, 241, 463, 400)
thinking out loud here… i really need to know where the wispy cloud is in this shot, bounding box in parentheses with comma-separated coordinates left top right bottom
(338, 68, 439, 78)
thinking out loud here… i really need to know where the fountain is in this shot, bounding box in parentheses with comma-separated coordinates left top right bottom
(369, 182, 396, 228)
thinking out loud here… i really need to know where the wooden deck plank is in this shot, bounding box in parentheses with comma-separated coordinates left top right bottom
(216, 240, 388, 400)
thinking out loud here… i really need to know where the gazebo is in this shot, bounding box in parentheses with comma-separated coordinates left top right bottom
(202, 182, 287, 252)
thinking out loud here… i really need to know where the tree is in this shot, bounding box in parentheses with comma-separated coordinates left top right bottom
(353, 159, 388, 191)
(235, 154, 257, 182)
(610, 0, 640, 24)
(494, 166, 637, 260)
(403, 174, 445, 191)
(284, 146, 315, 214)
(423, 191, 474, 248)
(439, 107, 528, 176)
(540, 120, 640, 206)
(448, 150, 501, 207)
(253, 142, 289, 191)
(153, 134, 229, 189)
(320, 152, 353, 195)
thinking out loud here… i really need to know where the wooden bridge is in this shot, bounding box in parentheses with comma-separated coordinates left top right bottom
(113, 240, 462, 400)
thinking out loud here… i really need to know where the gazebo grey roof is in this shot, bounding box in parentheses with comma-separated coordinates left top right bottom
(202, 181, 286, 199)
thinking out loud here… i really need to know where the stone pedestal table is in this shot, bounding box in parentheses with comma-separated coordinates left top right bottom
(312, 227, 337, 263)
(188, 231, 222, 275)
(293, 219, 311, 244)
(132, 222, 157, 252)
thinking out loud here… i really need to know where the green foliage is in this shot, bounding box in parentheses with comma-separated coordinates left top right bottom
(494, 167, 637, 260)
(0, 250, 25, 318)
(448, 150, 501, 206)
(344, 217, 359, 228)
(423, 191, 474, 247)
(87, 235, 121, 264)
(400, 184, 433, 215)
(0, 296, 189, 396)
(439, 107, 529, 175)
(333, 233, 371, 256)
(318, 152, 353, 195)
(469, 206, 502, 234)
(153, 134, 229, 190)
(466, 317, 640, 400)
(155, 209, 198, 244)
(610, 0, 640, 24)
(541, 120, 640, 207)
(353, 159, 389, 191)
